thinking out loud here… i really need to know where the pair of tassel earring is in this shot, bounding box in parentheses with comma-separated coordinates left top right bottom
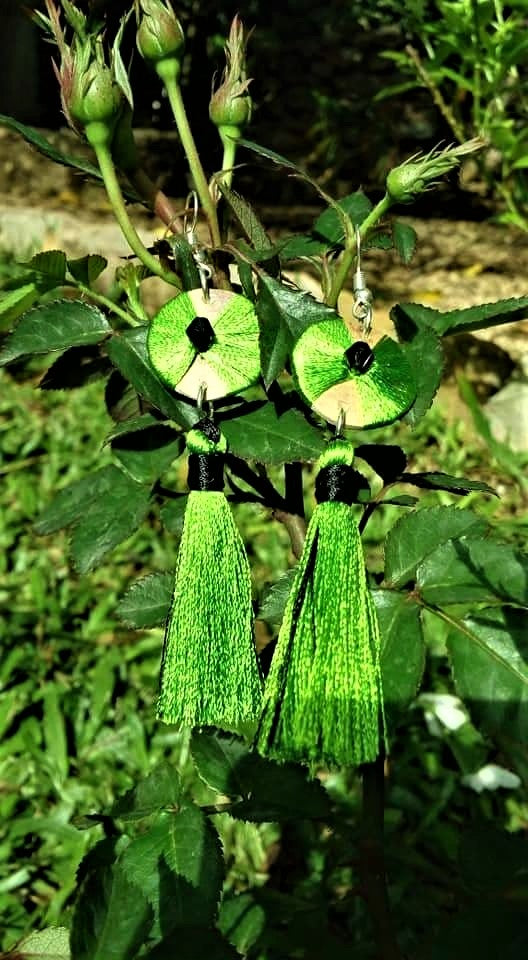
(157, 418, 384, 768)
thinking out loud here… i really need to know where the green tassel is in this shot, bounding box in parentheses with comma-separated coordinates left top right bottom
(157, 419, 262, 729)
(256, 440, 384, 768)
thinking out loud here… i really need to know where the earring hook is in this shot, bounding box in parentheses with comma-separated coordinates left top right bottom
(183, 190, 212, 301)
(335, 408, 345, 437)
(352, 227, 373, 336)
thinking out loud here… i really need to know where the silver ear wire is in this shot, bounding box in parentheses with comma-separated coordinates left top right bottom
(335, 408, 345, 437)
(197, 381, 207, 413)
(352, 228, 373, 336)
(183, 190, 212, 301)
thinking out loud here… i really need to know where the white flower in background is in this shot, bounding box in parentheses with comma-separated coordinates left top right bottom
(462, 764, 522, 794)
(418, 693, 468, 736)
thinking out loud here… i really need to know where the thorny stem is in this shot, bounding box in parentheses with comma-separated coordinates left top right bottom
(220, 131, 238, 192)
(159, 65, 222, 248)
(85, 123, 181, 288)
(326, 194, 392, 308)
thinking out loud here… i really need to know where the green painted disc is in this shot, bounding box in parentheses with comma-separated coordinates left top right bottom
(292, 320, 416, 428)
(147, 288, 260, 401)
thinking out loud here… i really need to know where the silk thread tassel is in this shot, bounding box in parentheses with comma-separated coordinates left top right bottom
(157, 418, 262, 728)
(256, 439, 384, 767)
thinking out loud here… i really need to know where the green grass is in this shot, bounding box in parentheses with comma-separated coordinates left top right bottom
(1, 362, 526, 949)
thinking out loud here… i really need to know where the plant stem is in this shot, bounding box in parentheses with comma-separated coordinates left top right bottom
(359, 755, 403, 960)
(74, 282, 140, 326)
(220, 128, 239, 191)
(158, 64, 222, 248)
(326, 194, 392, 308)
(405, 44, 466, 144)
(85, 123, 181, 288)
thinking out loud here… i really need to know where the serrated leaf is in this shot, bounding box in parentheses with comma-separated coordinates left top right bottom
(105, 371, 142, 422)
(392, 221, 417, 264)
(256, 274, 338, 385)
(112, 15, 134, 108)
(67, 254, 108, 285)
(418, 539, 528, 606)
(0, 300, 111, 365)
(392, 304, 444, 425)
(117, 572, 173, 628)
(111, 762, 181, 820)
(258, 569, 296, 624)
(402, 470, 497, 497)
(0, 281, 38, 327)
(381, 494, 419, 507)
(447, 608, 528, 742)
(395, 296, 528, 337)
(105, 413, 164, 441)
(217, 182, 272, 251)
(0, 113, 140, 200)
(16, 926, 70, 959)
(107, 327, 198, 428)
(111, 424, 183, 484)
(373, 589, 425, 709)
(222, 401, 325, 464)
(25, 250, 67, 285)
(191, 728, 331, 821)
(71, 470, 151, 573)
(39, 345, 111, 390)
(120, 806, 224, 931)
(35, 465, 125, 535)
(384, 506, 486, 587)
(160, 496, 188, 535)
(70, 862, 153, 960)
(313, 190, 373, 244)
(279, 235, 331, 259)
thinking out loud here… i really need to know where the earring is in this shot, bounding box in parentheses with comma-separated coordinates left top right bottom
(292, 230, 416, 429)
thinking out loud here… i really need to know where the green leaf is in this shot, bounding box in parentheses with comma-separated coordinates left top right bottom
(373, 589, 425, 709)
(35, 465, 126, 535)
(394, 296, 528, 337)
(191, 728, 331, 821)
(111, 424, 183, 484)
(402, 470, 497, 497)
(144, 927, 240, 960)
(120, 805, 224, 929)
(16, 926, 70, 959)
(0, 282, 38, 328)
(105, 413, 163, 441)
(384, 506, 486, 588)
(256, 274, 338, 385)
(106, 327, 198, 428)
(219, 893, 266, 954)
(0, 113, 140, 201)
(67, 254, 108, 285)
(25, 250, 67, 286)
(447, 608, 528, 744)
(70, 862, 153, 960)
(418, 539, 528, 607)
(111, 762, 181, 821)
(43, 688, 68, 783)
(258, 569, 296, 624)
(392, 304, 444, 426)
(313, 190, 373, 244)
(71, 470, 152, 573)
(0, 300, 111, 365)
(217, 182, 272, 251)
(117, 572, 173, 628)
(279, 235, 331, 260)
(392, 221, 417, 264)
(160, 497, 188, 535)
(222, 401, 325, 464)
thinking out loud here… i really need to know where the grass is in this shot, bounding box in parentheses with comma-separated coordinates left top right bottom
(1, 357, 527, 949)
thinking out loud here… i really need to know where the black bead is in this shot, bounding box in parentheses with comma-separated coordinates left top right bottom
(345, 340, 374, 374)
(186, 315, 216, 352)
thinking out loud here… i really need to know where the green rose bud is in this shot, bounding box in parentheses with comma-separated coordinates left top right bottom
(69, 49, 122, 129)
(136, 0, 185, 67)
(209, 15, 252, 133)
(386, 139, 484, 204)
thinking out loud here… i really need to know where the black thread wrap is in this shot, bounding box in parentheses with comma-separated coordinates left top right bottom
(194, 417, 220, 442)
(186, 315, 216, 352)
(188, 452, 225, 492)
(315, 464, 365, 505)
